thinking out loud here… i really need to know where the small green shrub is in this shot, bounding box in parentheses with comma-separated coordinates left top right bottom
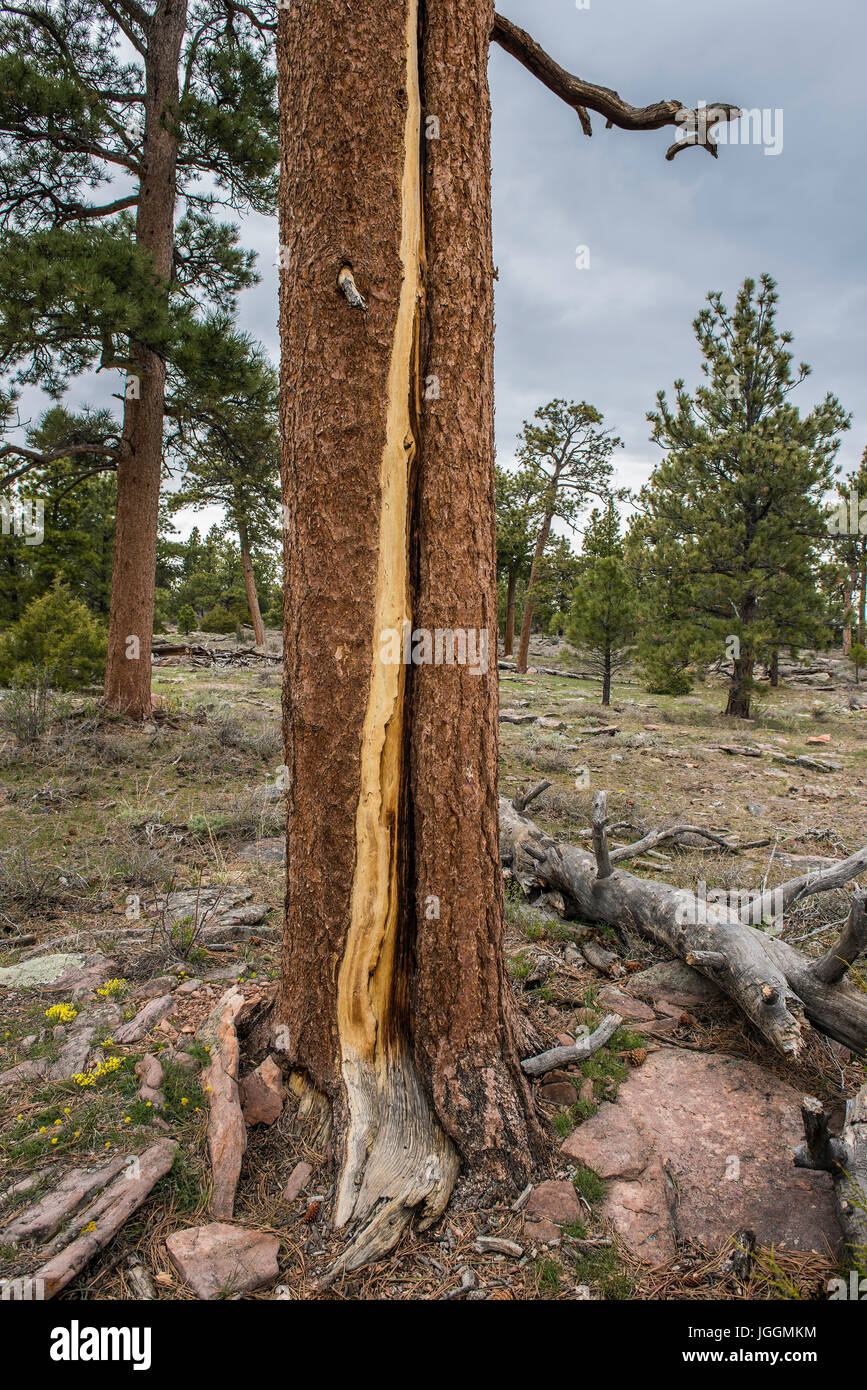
(641, 651, 693, 696)
(176, 604, 197, 635)
(849, 643, 867, 684)
(0, 583, 106, 691)
(201, 605, 238, 634)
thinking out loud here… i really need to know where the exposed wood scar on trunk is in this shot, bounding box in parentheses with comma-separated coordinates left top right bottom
(327, 0, 459, 1280)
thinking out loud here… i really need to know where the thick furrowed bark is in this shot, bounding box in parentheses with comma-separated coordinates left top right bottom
(500, 799, 867, 1058)
(104, 372, 163, 719)
(278, 0, 547, 1283)
(278, 0, 456, 1258)
(330, 0, 459, 1251)
(104, 0, 187, 719)
(409, 0, 543, 1192)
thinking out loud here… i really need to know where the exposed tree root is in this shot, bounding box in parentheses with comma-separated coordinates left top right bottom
(499, 797, 867, 1059)
(318, 1055, 460, 1288)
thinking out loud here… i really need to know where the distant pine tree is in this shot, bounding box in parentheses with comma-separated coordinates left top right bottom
(633, 275, 849, 718)
(567, 503, 636, 706)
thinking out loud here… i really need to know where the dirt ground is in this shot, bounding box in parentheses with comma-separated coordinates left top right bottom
(1, 632, 864, 1300)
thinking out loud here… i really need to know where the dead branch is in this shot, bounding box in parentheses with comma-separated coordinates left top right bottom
(491, 12, 740, 160)
(591, 790, 613, 880)
(521, 1013, 622, 1078)
(747, 849, 867, 925)
(610, 824, 742, 864)
(811, 895, 867, 986)
(512, 780, 551, 815)
(582, 938, 624, 977)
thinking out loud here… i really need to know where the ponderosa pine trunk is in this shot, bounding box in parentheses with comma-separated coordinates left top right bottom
(726, 653, 754, 718)
(103, 0, 186, 719)
(276, 0, 542, 1271)
(601, 645, 612, 706)
(237, 516, 266, 650)
(504, 567, 517, 655)
(769, 649, 779, 688)
(515, 503, 555, 674)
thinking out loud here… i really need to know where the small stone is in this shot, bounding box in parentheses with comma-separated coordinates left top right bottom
(578, 1079, 596, 1106)
(538, 1081, 578, 1106)
(282, 1161, 313, 1203)
(166, 1223, 280, 1300)
(555, 1032, 574, 1048)
(135, 1053, 165, 1109)
(168, 1048, 202, 1073)
(526, 1179, 581, 1226)
(239, 1055, 285, 1127)
(524, 1218, 561, 1246)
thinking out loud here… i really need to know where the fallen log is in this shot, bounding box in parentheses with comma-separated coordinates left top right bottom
(499, 798, 867, 1058)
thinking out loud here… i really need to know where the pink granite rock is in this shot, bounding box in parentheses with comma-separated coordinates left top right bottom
(561, 1048, 841, 1265)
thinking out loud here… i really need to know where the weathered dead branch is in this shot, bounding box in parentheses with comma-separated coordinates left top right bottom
(521, 1013, 622, 1078)
(491, 12, 740, 159)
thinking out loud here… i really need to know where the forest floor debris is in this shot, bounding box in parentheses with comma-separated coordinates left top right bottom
(1, 637, 865, 1298)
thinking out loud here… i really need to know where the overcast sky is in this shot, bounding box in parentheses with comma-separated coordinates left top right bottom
(484, 0, 865, 494)
(18, 0, 866, 535)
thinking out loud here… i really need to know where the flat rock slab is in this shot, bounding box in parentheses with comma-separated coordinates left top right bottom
(237, 838, 286, 865)
(166, 1222, 280, 1300)
(597, 986, 657, 1022)
(562, 1048, 841, 1266)
(0, 953, 87, 990)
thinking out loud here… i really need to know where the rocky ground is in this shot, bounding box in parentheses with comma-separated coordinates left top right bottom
(0, 633, 865, 1300)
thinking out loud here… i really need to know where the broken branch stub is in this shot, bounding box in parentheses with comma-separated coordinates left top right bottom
(795, 1087, 867, 1256)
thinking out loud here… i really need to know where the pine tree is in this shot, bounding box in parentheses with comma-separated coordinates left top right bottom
(567, 503, 636, 705)
(276, 0, 740, 1272)
(513, 399, 622, 674)
(635, 275, 849, 719)
(0, 407, 117, 626)
(532, 535, 582, 638)
(827, 448, 867, 652)
(0, 0, 278, 717)
(165, 334, 280, 649)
